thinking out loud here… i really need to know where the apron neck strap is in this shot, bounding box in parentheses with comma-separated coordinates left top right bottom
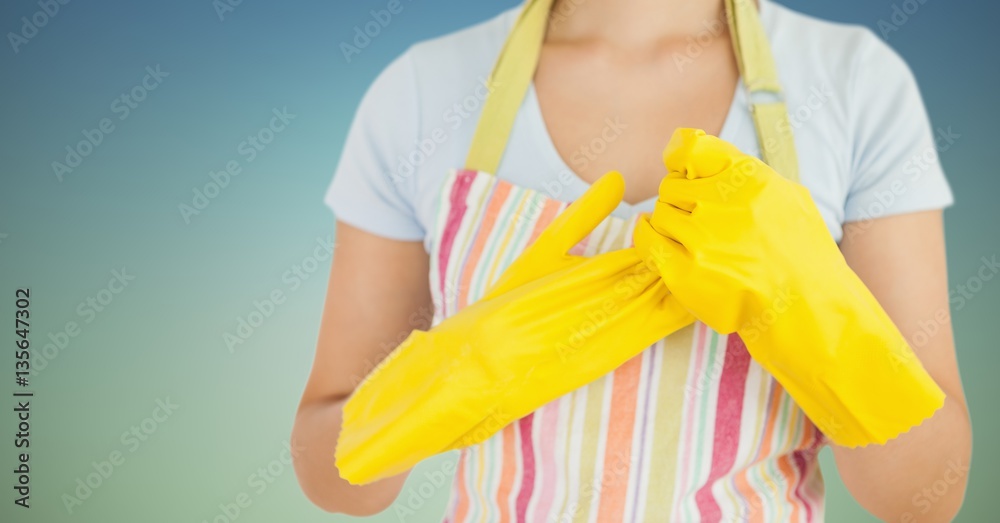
(725, 0, 799, 181)
(466, 0, 799, 182)
(465, 0, 554, 174)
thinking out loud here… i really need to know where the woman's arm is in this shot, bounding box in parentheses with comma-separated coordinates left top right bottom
(291, 221, 433, 515)
(834, 210, 971, 522)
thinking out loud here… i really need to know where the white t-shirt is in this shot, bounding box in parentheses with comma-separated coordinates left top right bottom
(326, 0, 953, 250)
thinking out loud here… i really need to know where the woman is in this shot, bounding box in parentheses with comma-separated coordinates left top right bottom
(293, 0, 971, 520)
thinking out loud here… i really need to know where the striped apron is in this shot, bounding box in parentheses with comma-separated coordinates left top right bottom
(434, 1, 824, 521)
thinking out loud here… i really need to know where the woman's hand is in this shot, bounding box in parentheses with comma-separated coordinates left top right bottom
(634, 128, 841, 334)
(634, 128, 945, 449)
(291, 221, 433, 515)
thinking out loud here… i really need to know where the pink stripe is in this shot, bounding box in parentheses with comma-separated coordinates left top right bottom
(529, 402, 561, 522)
(695, 334, 752, 522)
(792, 428, 824, 522)
(793, 413, 825, 521)
(792, 450, 814, 522)
(437, 170, 477, 308)
(514, 414, 536, 522)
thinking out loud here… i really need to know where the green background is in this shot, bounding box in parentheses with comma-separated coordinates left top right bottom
(1, 0, 997, 521)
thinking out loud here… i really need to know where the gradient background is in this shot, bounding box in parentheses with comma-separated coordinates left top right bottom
(1, 0, 997, 521)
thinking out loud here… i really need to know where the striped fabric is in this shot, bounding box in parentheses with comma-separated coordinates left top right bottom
(431, 169, 826, 523)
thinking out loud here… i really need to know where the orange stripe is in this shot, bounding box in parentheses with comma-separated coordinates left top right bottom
(734, 382, 785, 523)
(758, 383, 784, 466)
(457, 182, 512, 308)
(529, 199, 562, 244)
(494, 424, 519, 520)
(776, 454, 802, 522)
(757, 383, 787, 520)
(595, 354, 643, 521)
(734, 468, 764, 523)
(801, 420, 818, 453)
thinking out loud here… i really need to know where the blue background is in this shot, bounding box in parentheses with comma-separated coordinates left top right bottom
(1, 0, 997, 521)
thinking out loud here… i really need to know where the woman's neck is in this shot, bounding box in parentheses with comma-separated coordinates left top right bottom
(547, 0, 735, 45)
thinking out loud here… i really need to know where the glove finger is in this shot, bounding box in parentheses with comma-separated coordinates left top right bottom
(657, 175, 715, 212)
(484, 171, 625, 298)
(537, 170, 625, 256)
(648, 200, 697, 247)
(633, 216, 690, 287)
(663, 128, 744, 180)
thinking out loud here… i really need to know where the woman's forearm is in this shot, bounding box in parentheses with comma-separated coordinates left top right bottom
(831, 394, 971, 522)
(833, 213, 971, 521)
(291, 397, 410, 515)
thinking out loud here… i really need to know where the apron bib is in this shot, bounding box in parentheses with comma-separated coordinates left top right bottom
(430, 1, 823, 521)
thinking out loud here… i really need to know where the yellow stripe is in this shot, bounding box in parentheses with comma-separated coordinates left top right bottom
(642, 325, 695, 521)
(475, 445, 486, 519)
(555, 389, 578, 518)
(572, 376, 609, 523)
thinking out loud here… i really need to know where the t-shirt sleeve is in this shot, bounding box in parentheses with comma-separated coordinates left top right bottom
(843, 31, 955, 223)
(324, 50, 424, 241)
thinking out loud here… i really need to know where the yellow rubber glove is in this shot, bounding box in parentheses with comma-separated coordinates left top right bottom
(633, 129, 945, 448)
(337, 172, 694, 485)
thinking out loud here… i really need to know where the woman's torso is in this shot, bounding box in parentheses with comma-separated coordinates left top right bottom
(427, 4, 842, 522)
(325, 1, 953, 520)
